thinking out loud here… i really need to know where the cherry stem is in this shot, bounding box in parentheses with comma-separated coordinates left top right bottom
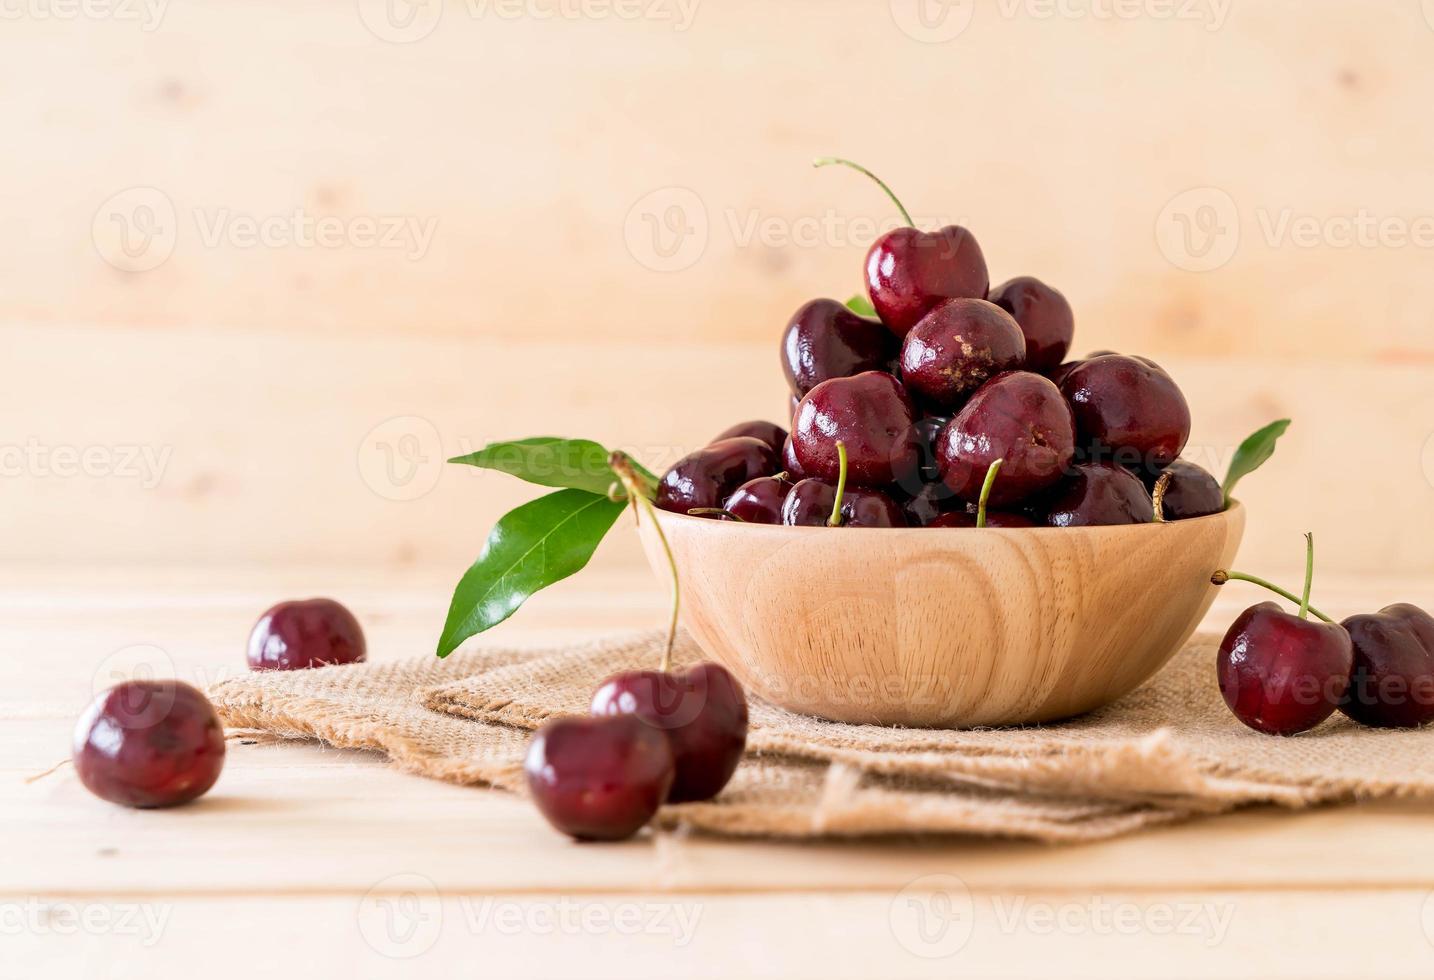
(687, 507, 746, 522)
(610, 452, 679, 672)
(813, 157, 915, 227)
(1299, 531, 1315, 621)
(1209, 569, 1335, 624)
(1151, 470, 1172, 524)
(976, 458, 1004, 529)
(827, 441, 849, 528)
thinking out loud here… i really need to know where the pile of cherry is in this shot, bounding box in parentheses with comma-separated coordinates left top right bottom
(69, 596, 751, 842)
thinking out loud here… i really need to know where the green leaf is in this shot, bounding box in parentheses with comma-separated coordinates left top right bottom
(449, 437, 625, 496)
(1222, 419, 1291, 506)
(845, 294, 878, 318)
(436, 489, 625, 657)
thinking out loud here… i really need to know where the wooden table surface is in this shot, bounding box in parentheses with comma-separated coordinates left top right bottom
(8, 563, 1434, 979)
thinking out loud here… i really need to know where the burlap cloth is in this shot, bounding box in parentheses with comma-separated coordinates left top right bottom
(208, 630, 1434, 843)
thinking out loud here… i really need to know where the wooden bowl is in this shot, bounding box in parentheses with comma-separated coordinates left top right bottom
(636, 502, 1245, 727)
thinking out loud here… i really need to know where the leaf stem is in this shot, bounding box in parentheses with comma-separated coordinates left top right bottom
(1299, 532, 1315, 621)
(611, 452, 680, 672)
(976, 458, 1004, 529)
(1209, 569, 1335, 624)
(813, 158, 915, 227)
(827, 441, 849, 528)
(1151, 470, 1173, 524)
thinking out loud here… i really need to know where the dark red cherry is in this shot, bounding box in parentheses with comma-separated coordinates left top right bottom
(792, 372, 918, 487)
(724, 474, 792, 524)
(1043, 462, 1154, 527)
(714, 420, 787, 456)
(247, 598, 366, 671)
(988, 276, 1075, 375)
(591, 662, 748, 803)
(780, 434, 806, 480)
(73, 680, 226, 808)
(1149, 460, 1224, 520)
(899, 298, 1026, 411)
(865, 226, 989, 337)
(1060, 355, 1191, 471)
(524, 714, 674, 841)
(1218, 602, 1353, 736)
(781, 479, 906, 527)
(781, 299, 900, 397)
(656, 437, 778, 516)
(928, 509, 1036, 529)
(936, 371, 1075, 506)
(903, 481, 961, 526)
(1340, 604, 1434, 728)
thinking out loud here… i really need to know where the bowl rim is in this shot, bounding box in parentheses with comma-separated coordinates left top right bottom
(652, 499, 1244, 534)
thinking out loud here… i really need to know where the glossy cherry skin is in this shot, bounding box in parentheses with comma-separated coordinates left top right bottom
(714, 420, 787, 457)
(656, 437, 778, 516)
(1149, 459, 1224, 520)
(936, 371, 1076, 507)
(73, 680, 226, 808)
(1043, 462, 1154, 527)
(591, 662, 748, 803)
(524, 715, 675, 841)
(248, 598, 366, 671)
(1340, 604, 1434, 728)
(781, 479, 907, 527)
(928, 509, 1036, 528)
(903, 481, 961, 526)
(1060, 355, 1191, 471)
(865, 225, 989, 337)
(988, 276, 1075, 375)
(780, 434, 806, 480)
(792, 372, 918, 487)
(724, 474, 792, 524)
(781, 299, 900, 397)
(900, 298, 1027, 412)
(1217, 602, 1354, 736)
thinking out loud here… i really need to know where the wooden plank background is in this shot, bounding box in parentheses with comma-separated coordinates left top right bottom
(4, 0, 1433, 579)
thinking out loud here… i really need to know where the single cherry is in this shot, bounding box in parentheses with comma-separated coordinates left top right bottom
(591, 662, 748, 803)
(936, 371, 1075, 506)
(1060, 354, 1191, 471)
(524, 715, 675, 841)
(656, 436, 778, 516)
(723, 474, 792, 524)
(1340, 604, 1434, 728)
(988, 276, 1075, 375)
(714, 420, 787, 457)
(73, 680, 226, 808)
(1042, 462, 1154, 527)
(781, 298, 899, 396)
(815, 158, 987, 337)
(248, 598, 366, 671)
(1215, 535, 1353, 736)
(792, 371, 918, 487)
(899, 298, 1026, 411)
(1149, 459, 1224, 521)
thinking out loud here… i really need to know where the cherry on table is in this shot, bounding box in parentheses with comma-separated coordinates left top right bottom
(1042, 462, 1154, 526)
(792, 371, 918, 487)
(1340, 604, 1434, 728)
(1060, 354, 1191, 471)
(936, 371, 1075, 506)
(714, 420, 787, 457)
(781, 298, 899, 396)
(723, 474, 792, 524)
(1218, 602, 1353, 736)
(524, 714, 675, 841)
(656, 437, 778, 516)
(988, 276, 1075, 375)
(248, 598, 366, 671)
(591, 662, 748, 803)
(73, 680, 226, 808)
(900, 298, 1026, 412)
(1149, 459, 1224, 521)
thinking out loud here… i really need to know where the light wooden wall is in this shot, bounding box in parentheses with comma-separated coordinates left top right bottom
(4, 0, 1433, 578)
